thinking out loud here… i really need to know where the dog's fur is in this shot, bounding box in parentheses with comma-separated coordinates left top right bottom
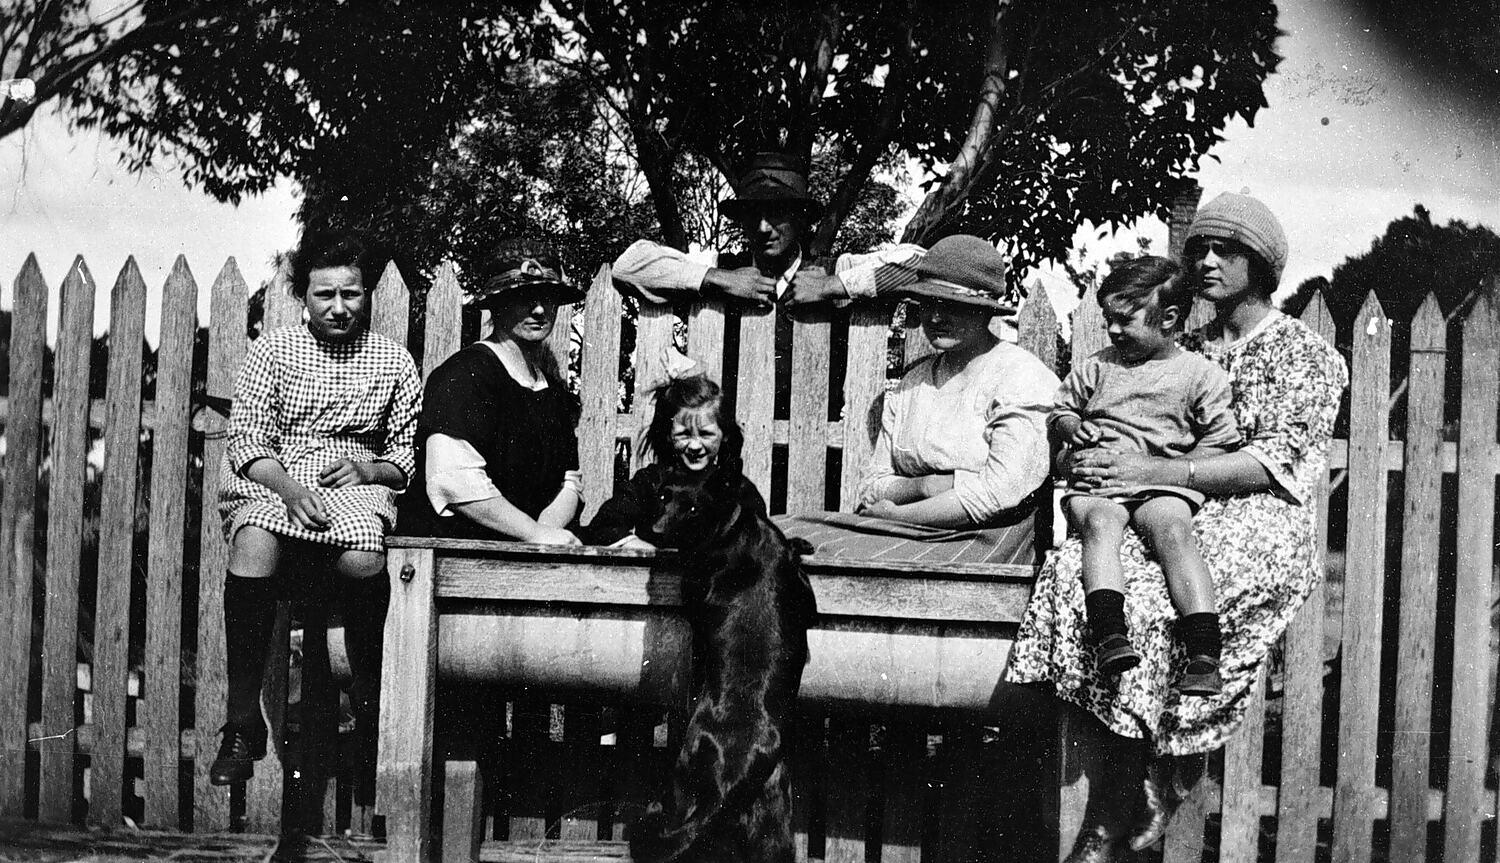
(629, 462, 818, 863)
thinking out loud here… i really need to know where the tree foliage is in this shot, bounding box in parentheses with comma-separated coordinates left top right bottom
(1281, 205, 1500, 325)
(535, 0, 1281, 286)
(68, 1, 524, 275)
(0, 0, 235, 142)
(64, 0, 1279, 294)
(414, 63, 658, 282)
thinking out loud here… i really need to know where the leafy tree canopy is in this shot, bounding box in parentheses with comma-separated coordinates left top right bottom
(65, 0, 1280, 296)
(535, 0, 1281, 285)
(0, 0, 235, 142)
(1282, 204, 1500, 325)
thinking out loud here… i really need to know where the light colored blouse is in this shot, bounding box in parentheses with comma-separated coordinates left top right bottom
(859, 341, 1060, 524)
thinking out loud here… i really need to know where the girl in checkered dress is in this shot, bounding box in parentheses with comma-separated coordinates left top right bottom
(211, 231, 421, 789)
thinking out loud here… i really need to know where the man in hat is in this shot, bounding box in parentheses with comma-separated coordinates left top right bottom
(613, 152, 925, 307)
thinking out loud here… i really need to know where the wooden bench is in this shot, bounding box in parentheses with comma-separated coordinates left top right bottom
(365, 263, 1070, 862)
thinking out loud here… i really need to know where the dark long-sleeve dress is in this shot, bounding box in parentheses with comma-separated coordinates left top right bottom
(397, 343, 579, 539)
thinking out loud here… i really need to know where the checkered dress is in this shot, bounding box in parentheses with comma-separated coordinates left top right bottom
(219, 325, 422, 552)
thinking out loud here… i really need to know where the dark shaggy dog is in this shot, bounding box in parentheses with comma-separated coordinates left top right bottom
(630, 462, 818, 863)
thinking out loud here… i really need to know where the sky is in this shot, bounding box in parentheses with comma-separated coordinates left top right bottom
(3, 0, 1498, 342)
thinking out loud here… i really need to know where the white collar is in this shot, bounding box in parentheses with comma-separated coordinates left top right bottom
(481, 340, 549, 391)
(773, 253, 803, 299)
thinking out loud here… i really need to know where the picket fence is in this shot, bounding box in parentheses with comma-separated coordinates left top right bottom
(0, 246, 1495, 863)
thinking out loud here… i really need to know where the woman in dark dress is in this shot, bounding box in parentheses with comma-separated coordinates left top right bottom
(399, 241, 585, 543)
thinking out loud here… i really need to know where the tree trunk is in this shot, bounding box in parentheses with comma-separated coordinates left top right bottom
(635, 129, 690, 251)
(900, 7, 1009, 246)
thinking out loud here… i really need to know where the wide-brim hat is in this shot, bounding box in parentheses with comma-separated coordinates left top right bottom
(464, 241, 586, 307)
(899, 235, 1013, 312)
(718, 151, 823, 221)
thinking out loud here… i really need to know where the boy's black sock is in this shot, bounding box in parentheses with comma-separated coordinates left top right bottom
(1178, 612, 1222, 660)
(1085, 589, 1129, 643)
(224, 573, 280, 730)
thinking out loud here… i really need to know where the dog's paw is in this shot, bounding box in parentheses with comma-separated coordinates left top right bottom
(789, 538, 815, 557)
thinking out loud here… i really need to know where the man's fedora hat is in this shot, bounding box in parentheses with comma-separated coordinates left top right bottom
(718, 152, 823, 221)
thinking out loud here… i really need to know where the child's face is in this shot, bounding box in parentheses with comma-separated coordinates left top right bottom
(1103, 296, 1177, 362)
(670, 407, 723, 472)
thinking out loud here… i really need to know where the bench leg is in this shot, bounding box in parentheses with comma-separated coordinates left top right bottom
(442, 760, 485, 862)
(377, 547, 437, 862)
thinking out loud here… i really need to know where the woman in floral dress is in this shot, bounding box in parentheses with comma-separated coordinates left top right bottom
(212, 230, 421, 791)
(1005, 194, 1348, 862)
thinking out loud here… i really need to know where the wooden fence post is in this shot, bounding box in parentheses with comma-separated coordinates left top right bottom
(193, 259, 249, 832)
(736, 307, 777, 496)
(1331, 292, 1392, 863)
(38, 257, 98, 823)
(839, 305, 890, 511)
(89, 258, 150, 828)
(1275, 290, 1337, 863)
(787, 308, 833, 513)
(1388, 294, 1446, 862)
(142, 257, 200, 830)
(578, 266, 622, 523)
(1, 256, 49, 817)
(1444, 287, 1498, 862)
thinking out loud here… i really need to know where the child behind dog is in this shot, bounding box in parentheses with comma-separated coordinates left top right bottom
(580, 355, 744, 548)
(1051, 256, 1240, 696)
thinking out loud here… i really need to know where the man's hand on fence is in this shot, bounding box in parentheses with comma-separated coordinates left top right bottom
(784, 267, 845, 306)
(706, 266, 777, 306)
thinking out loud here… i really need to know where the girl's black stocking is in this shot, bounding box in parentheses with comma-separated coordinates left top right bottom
(223, 573, 280, 730)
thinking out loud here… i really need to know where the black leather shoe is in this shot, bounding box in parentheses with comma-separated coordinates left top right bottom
(1063, 824, 1123, 863)
(209, 722, 267, 785)
(1097, 634, 1142, 676)
(1176, 655, 1223, 696)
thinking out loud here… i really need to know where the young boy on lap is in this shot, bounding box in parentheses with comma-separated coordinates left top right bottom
(1051, 256, 1240, 695)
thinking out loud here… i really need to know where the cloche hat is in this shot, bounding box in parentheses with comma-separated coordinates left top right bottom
(899, 235, 1013, 312)
(718, 152, 823, 221)
(1185, 192, 1289, 286)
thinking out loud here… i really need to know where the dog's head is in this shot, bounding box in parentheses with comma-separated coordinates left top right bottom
(641, 458, 748, 549)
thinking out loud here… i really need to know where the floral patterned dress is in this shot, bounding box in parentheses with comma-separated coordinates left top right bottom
(219, 325, 422, 553)
(1005, 311, 1348, 755)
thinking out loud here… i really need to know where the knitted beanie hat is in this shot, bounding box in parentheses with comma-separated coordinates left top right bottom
(1185, 192, 1288, 286)
(900, 235, 1012, 312)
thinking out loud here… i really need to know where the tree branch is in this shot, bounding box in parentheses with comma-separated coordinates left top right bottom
(900, 4, 1009, 244)
(811, 4, 913, 257)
